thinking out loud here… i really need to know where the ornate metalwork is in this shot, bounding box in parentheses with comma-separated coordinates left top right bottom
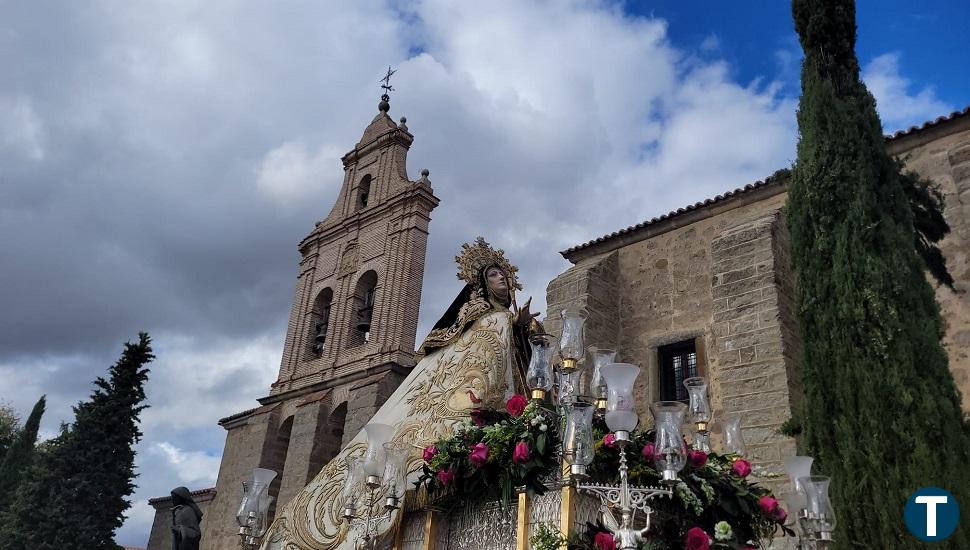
(444, 500, 517, 550)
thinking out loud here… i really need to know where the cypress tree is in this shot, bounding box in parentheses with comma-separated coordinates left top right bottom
(787, 0, 970, 547)
(0, 334, 153, 550)
(0, 396, 46, 512)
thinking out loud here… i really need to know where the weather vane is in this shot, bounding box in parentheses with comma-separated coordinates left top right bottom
(380, 66, 396, 101)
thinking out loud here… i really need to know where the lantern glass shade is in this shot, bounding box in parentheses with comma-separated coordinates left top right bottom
(601, 363, 641, 432)
(252, 467, 278, 488)
(559, 309, 587, 361)
(722, 414, 746, 456)
(784, 455, 814, 509)
(526, 333, 556, 392)
(588, 347, 617, 399)
(800, 476, 836, 533)
(650, 401, 688, 474)
(255, 495, 274, 537)
(340, 456, 363, 507)
(362, 423, 396, 477)
(683, 376, 712, 425)
(564, 402, 595, 466)
(382, 441, 411, 497)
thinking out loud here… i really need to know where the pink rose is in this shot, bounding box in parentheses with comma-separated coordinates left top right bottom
(771, 505, 788, 523)
(422, 445, 438, 463)
(513, 441, 531, 464)
(603, 433, 617, 448)
(469, 442, 489, 467)
(436, 469, 455, 486)
(688, 450, 708, 468)
(593, 532, 616, 550)
(506, 394, 528, 416)
(731, 458, 752, 477)
(685, 527, 710, 550)
(758, 495, 780, 515)
(641, 443, 655, 462)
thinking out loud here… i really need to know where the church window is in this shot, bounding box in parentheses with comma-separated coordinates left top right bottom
(658, 340, 698, 403)
(308, 288, 333, 358)
(349, 270, 378, 346)
(356, 174, 371, 210)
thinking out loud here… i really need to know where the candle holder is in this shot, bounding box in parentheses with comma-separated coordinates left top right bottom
(800, 476, 836, 547)
(721, 414, 746, 457)
(526, 333, 556, 401)
(683, 376, 712, 452)
(559, 309, 587, 372)
(650, 401, 688, 485)
(588, 346, 617, 412)
(342, 425, 405, 550)
(572, 363, 672, 550)
(236, 468, 277, 549)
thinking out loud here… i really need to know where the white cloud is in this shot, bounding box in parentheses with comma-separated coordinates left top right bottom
(0, 95, 45, 160)
(700, 34, 720, 53)
(151, 442, 222, 485)
(863, 52, 953, 133)
(256, 142, 344, 204)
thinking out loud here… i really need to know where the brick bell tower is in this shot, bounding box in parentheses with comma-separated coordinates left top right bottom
(200, 88, 439, 549)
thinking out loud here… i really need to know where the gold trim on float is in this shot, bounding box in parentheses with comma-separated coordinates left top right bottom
(421, 511, 436, 550)
(559, 485, 576, 549)
(516, 490, 530, 550)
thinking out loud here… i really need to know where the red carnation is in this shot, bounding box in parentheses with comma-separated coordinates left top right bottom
(469, 442, 489, 467)
(685, 527, 710, 550)
(593, 532, 616, 550)
(506, 394, 528, 416)
(758, 495, 780, 515)
(436, 469, 455, 486)
(641, 443, 655, 462)
(731, 458, 752, 477)
(688, 450, 708, 468)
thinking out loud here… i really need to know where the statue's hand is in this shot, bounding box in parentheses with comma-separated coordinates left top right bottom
(514, 297, 541, 327)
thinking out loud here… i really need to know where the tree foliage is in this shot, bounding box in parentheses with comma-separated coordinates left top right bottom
(0, 396, 46, 514)
(0, 334, 153, 550)
(787, 0, 970, 547)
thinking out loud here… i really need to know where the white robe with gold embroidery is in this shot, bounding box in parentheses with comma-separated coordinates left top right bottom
(262, 310, 515, 550)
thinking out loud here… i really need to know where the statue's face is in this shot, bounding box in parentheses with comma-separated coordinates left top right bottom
(484, 266, 509, 301)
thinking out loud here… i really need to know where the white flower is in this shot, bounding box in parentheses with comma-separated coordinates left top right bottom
(714, 520, 733, 541)
(539, 424, 547, 432)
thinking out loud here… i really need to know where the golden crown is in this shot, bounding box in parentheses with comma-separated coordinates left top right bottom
(455, 237, 522, 290)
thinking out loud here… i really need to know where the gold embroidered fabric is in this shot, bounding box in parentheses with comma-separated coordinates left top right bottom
(260, 311, 514, 550)
(416, 294, 493, 356)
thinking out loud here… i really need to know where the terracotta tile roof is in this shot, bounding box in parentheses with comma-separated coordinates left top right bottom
(887, 105, 970, 140)
(561, 105, 969, 259)
(560, 171, 789, 258)
(218, 406, 259, 425)
(148, 487, 217, 506)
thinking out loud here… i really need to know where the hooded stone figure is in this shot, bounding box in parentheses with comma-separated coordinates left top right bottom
(170, 486, 203, 550)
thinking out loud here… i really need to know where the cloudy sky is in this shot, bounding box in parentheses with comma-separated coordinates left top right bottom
(1, 0, 966, 546)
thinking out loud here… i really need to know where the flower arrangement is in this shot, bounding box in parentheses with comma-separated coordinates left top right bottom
(574, 419, 793, 550)
(417, 394, 560, 503)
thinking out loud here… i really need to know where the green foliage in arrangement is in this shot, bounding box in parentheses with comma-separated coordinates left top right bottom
(787, 0, 970, 547)
(417, 394, 560, 503)
(578, 420, 789, 550)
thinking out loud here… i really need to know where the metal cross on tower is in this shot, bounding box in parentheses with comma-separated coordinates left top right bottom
(380, 66, 396, 101)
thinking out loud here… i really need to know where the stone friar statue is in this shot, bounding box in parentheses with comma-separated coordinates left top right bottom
(170, 486, 203, 550)
(260, 237, 541, 550)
